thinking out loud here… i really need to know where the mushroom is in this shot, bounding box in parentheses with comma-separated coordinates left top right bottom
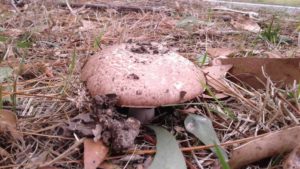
(81, 43, 206, 123)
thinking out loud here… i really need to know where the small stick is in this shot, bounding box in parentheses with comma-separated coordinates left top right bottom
(10, 0, 20, 13)
(58, 2, 164, 13)
(18, 131, 73, 140)
(65, 0, 76, 15)
(126, 133, 267, 155)
(2, 91, 67, 100)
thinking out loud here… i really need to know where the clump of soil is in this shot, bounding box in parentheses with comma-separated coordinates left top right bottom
(129, 42, 169, 54)
(66, 94, 140, 151)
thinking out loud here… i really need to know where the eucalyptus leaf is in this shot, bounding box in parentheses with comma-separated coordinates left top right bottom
(0, 67, 13, 83)
(148, 126, 187, 169)
(184, 114, 228, 161)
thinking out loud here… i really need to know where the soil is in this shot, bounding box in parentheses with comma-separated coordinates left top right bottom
(67, 94, 140, 151)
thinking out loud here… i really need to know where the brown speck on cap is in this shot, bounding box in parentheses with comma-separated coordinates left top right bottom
(180, 91, 187, 100)
(81, 43, 206, 108)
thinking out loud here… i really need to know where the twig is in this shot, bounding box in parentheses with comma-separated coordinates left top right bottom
(2, 45, 12, 61)
(10, 0, 20, 13)
(2, 91, 67, 101)
(58, 2, 165, 13)
(195, 30, 243, 36)
(19, 131, 73, 140)
(65, 0, 76, 15)
(185, 133, 204, 169)
(126, 133, 267, 155)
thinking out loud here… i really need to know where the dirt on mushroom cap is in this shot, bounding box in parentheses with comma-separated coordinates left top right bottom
(81, 43, 206, 108)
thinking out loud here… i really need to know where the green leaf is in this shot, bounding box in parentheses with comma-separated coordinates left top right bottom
(184, 114, 228, 161)
(0, 66, 13, 83)
(148, 126, 187, 169)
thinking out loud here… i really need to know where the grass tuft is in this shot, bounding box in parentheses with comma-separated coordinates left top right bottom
(259, 16, 280, 44)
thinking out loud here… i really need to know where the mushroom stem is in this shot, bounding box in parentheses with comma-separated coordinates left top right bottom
(128, 108, 155, 124)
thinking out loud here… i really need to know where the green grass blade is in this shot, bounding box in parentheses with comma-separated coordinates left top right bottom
(214, 144, 231, 169)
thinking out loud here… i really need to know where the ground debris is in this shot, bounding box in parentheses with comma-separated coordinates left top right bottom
(66, 94, 140, 151)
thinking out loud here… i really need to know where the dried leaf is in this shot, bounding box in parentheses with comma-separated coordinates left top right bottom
(148, 126, 187, 169)
(231, 17, 261, 33)
(283, 145, 300, 169)
(184, 114, 228, 161)
(207, 48, 238, 58)
(218, 58, 300, 89)
(229, 126, 300, 169)
(84, 139, 109, 169)
(0, 109, 22, 139)
(202, 65, 232, 92)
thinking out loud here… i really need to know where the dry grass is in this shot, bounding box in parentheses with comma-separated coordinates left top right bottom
(0, 0, 299, 168)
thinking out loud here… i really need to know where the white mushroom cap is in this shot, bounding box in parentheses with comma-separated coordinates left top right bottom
(81, 43, 205, 108)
